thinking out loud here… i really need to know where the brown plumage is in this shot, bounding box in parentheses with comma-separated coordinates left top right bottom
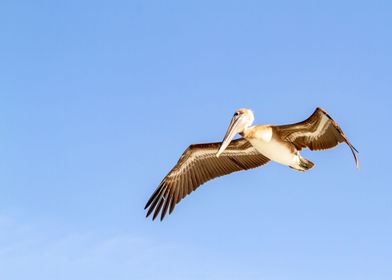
(275, 108, 359, 168)
(144, 139, 270, 221)
(145, 107, 358, 221)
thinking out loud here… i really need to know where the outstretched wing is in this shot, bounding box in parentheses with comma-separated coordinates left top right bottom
(275, 107, 359, 167)
(145, 139, 270, 221)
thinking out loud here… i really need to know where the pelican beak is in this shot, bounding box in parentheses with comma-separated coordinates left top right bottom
(216, 114, 243, 157)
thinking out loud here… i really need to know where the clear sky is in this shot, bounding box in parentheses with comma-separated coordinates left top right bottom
(1, 1, 391, 279)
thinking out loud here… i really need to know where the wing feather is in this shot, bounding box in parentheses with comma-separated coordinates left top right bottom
(145, 138, 270, 221)
(275, 107, 359, 167)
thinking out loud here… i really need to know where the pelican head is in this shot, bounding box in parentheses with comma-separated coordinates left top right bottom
(216, 108, 254, 157)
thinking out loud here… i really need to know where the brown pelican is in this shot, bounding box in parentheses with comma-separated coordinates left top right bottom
(145, 107, 359, 221)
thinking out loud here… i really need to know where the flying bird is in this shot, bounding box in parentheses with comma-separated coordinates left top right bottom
(145, 107, 359, 221)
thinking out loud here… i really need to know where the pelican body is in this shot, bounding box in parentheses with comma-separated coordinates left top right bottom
(145, 107, 359, 221)
(247, 126, 309, 170)
(217, 109, 316, 171)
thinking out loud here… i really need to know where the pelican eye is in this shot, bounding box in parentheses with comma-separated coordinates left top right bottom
(234, 112, 240, 116)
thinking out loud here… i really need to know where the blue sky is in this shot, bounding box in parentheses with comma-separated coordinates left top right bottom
(1, 1, 391, 279)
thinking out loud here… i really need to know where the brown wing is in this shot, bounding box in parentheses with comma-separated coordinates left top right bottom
(275, 107, 359, 167)
(144, 138, 270, 221)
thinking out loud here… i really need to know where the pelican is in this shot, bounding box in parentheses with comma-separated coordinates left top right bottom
(145, 107, 359, 221)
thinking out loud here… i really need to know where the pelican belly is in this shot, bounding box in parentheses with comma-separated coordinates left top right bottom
(247, 127, 299, 167)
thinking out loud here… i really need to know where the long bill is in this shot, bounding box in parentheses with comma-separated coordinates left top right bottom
(216, 114, 243, 157)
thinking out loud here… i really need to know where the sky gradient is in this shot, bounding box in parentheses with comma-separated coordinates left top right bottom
(1, 1, 391, 279)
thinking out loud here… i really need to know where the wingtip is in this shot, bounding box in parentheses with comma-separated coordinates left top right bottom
(144, 210, 165, 222)
(355, 159, 360, 171)
(351, 147, 360, 170)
